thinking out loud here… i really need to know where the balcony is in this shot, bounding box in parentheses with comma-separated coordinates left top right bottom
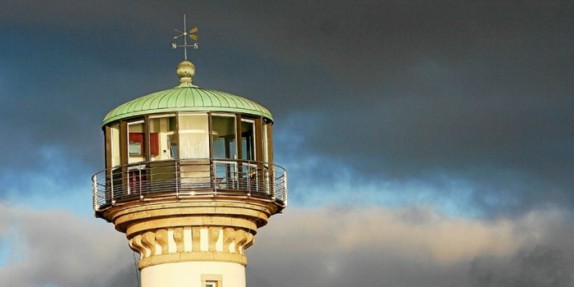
(92, 159, 287, 213)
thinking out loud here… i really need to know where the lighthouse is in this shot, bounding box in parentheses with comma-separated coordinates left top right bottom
(91, 20, 287, 287)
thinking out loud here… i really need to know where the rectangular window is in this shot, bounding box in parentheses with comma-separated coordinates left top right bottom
(241, 119, 255, 161)
(212, 115, 237, 160)
(127, 121, 145, 163)
(201, 275, 222, 287)
(149, 115, 176, 160)
(179, 114, 209, 159)
(129, 133, 143, 155)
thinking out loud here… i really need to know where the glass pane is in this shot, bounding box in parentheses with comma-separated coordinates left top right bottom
(149, 115, 177, 161)
(128, 121, 145, 164)
(110, 123, 120, 167)
(179, 114, 209, 159)
(212, 115, 236, 159)
(214, 162, 237, 190)
(241, 120, 255, 161)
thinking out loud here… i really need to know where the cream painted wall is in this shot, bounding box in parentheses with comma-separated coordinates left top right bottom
(110, 124, 120, 166)
(141, 261, 246, 287)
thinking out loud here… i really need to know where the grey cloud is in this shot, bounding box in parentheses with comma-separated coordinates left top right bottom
(247, 206, 574, 287)
(1, 204, 573, 287)
(0, 205, 135, 287)
(470, 245, 573, 287)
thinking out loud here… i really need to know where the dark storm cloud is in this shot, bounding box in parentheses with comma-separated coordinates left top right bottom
(1, 1, 573, 215)
(234, 1, 574, 215)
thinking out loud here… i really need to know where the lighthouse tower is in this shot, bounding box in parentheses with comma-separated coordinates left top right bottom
(91, 22, 287, 287)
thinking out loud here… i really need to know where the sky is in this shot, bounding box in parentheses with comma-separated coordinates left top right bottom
(0, 0, 573, 286)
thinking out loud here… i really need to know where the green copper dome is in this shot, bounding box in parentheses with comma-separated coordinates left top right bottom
(103, 61, 273, 126)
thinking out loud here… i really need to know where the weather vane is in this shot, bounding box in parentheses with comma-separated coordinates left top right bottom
(172, 14, 198, 60)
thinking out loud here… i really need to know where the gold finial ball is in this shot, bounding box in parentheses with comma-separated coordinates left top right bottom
(177, 61, 195, 83)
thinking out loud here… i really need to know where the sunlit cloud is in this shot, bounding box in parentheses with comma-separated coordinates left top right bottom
(1, 203, 572, 287)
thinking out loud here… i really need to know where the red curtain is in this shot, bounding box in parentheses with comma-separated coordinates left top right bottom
(150, 133, 159, 156)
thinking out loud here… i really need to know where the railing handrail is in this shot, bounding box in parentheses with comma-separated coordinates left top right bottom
(92, 158, 287, 212)
(93, 158, 288, 176)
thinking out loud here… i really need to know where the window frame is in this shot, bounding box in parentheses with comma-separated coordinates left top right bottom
(201, 274, 222, 287)
(105, 112, 274, 166)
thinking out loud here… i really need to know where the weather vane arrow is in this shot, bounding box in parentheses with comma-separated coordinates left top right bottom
(172, 14, 198, 60)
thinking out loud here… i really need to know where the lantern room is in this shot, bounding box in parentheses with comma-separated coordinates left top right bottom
(92, 61, 287, 215)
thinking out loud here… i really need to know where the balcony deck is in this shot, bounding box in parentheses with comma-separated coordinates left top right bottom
(92, 159, 287, 214)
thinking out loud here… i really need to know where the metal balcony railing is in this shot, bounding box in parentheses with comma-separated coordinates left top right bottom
(92, 159, 287, 212)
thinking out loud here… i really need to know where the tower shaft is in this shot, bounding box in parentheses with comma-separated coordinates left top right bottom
(101, 199, 279, 286)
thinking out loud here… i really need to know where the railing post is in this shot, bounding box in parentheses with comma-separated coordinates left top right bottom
(213, 162, 218, 194)
(92, 174, 99, 212)
(139, 164, 143, 200)
(175, 160, 179, 198)
(111, 169, 116, 205)
(283, 171, 288, 205)
(247, 165, 251, 197)
(270, 168, 276, 200)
